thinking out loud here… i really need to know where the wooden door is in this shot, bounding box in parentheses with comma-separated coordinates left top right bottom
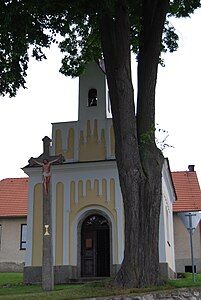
(81, 230, 96, 277)
(81, 215, 110, 277)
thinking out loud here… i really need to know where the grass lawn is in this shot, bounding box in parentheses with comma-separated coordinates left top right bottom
(0, 272, 201, 300)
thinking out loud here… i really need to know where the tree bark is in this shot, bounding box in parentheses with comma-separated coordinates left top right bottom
(99, 0, 168, 287)
(134, 0, 168, 287)
(137, 0, 169, 138)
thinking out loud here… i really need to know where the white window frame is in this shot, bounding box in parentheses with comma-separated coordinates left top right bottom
(20, 224, 27, 250)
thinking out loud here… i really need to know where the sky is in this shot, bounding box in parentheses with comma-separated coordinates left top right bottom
(0, 8, 201, 183)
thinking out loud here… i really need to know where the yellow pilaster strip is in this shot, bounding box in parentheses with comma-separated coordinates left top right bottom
(32, 184, 43, 266)
(55, 182, 64, 265)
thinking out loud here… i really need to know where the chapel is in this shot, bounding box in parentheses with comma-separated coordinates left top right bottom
(23, 62, 176, 283)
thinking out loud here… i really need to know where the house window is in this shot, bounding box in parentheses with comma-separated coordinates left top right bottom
(20, 224, 27, 250)
(185, 265, 196, 273)
(88, 88, 97, 107)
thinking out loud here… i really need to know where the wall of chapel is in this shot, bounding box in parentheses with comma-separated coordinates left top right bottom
(53, 120, 115, 162)
(31, 177, 121, 267)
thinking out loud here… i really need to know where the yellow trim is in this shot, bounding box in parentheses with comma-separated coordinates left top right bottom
(102, 179, 107, 201)
(79, 120, 106, 161)
(69, 178, 118, 264)
(32, 184, 42, 266)
(66, 128, 74, 159)
(55, 129, 62, 156)
(55, 182, 64, 265)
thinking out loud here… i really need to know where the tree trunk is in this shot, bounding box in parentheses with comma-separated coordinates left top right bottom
(136, 0, 168, 285)
(99, 0, 169, 288)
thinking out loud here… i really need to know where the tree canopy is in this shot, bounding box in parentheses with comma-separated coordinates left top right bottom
(0, 0, 200, 97)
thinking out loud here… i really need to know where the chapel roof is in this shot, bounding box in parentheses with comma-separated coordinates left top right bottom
(172, 170, 201, 212)
(0, 178, 28, 217)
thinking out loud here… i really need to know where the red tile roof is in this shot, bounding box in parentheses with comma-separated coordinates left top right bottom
(172, 171, 201, 212)
(0, 178, 28, 217)
(0, 171, 201, 216)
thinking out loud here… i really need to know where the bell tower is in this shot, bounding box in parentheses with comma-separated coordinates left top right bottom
(78, 62, 111, 122)
(52, 61, 114, 162)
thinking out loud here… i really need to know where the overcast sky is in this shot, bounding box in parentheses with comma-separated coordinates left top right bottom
(0, 8, 201, 184)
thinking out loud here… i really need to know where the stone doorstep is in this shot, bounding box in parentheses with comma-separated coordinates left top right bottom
(69, 277, 110, 283)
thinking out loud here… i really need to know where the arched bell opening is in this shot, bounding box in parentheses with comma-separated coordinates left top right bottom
(88, 88, 98, 107)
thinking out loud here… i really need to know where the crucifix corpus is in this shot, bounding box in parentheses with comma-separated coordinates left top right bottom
(29, 136, 64, 291)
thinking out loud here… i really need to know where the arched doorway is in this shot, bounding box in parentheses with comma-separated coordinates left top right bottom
(81, 214, 110, 277)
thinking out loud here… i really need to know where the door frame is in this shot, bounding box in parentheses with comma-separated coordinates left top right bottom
(77, 209, 112, 278)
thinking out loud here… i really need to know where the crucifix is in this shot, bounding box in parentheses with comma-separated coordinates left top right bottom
(29, 136, 64, 291)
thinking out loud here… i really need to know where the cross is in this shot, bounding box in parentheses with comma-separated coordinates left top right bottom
(29, 136, 64, 291)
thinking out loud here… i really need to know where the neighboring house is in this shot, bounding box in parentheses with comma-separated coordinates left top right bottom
(172, 166, 201, 274)
(0, 178, 28, 272)
(22, 62, 176, 284)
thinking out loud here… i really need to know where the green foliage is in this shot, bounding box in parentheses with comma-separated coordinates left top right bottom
(58, 21, 102, 77)
(139, 124, 155, 147)
(0, 1, 55, 97)
(162, 21, 179, 53)
(169, 0, 201, 17)
(0, 272, 201, 299)
(0, 0, 200, 97)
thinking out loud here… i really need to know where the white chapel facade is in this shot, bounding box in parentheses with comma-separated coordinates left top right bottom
(23, 62, 176, 283)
